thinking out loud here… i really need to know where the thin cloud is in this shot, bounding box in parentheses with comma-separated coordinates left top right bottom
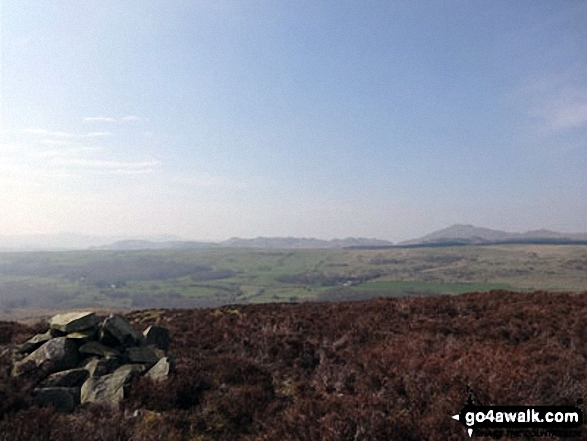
(50, 157, 161, 171)
(86, 132, 112, 137)
(110, 168, 157, 175)
(549, 101, 587, 131)
(83, 116, 143, 123)
(25, 128, 74, 138)
(36, 147, 100, 159)
(83, 117, 117, 123)
(39, 139, 72, 146)
(46, 169, 76, 179)
(6, 36, 32, 48)
(120, 115, 141, 123)
(518, 69, 587, 134)
(529, 93, 587, 134)
(0, 162, 29, 175)
(0, 144, 16, 153)
(26, 128, 112, 139)
(178, 174, 250, 190)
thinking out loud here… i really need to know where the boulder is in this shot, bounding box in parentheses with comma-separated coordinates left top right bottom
(49, 312, 97, 333)
(40, 368, 89, 388)
(34, 387, 80, 413)
(13, 337, 78, 377)
(18, 331, 53, 354)
(101, 315, 140, 346)
(125, 346, 161, 365)
(67, 328, 98, 341)
(143, 326, 169, 351)
(79, 341, 120, 358)
(83, 357, 119, 377)
(81, 364, 144, 406)
(146, 356, 172, 381)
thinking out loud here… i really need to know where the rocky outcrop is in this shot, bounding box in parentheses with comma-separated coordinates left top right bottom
(11, 311, 173, 412)
(49, 311, 98, 334)
(143, 326, 169, 351)
(146, 356, 173, 381)
(39, 368, 89, 388)
(125, 346, 161, 365)
(81, 364, 145, 405)
(83, 357, 119, 377)
(34, 387, 80, 413)
(13, 337, 79, 376)
(17, 330, 53, 354)
(101, 315, 140, 346)
(79, 341, 120, 358)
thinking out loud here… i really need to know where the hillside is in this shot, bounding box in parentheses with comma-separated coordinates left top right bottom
(2, 245, 587, 319)
(2, 290, 587, 440)
(401, 224, 587, 246)
(96, 237, 394, 251)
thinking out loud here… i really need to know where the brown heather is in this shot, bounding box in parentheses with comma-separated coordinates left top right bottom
(1, 290, 587, 440)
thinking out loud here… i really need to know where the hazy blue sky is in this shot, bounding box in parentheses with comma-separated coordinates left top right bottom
(1, 1, 586, 241)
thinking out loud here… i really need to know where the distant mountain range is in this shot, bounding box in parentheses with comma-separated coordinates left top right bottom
(94, 237, 394, 250)
(0, 233, 183, 252)
(91, 225, 587, 250)
(2, 225, 587, 252)
(398, 224, 587, 247)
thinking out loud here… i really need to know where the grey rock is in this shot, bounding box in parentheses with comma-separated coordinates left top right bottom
(40, 368, 89, 388)
(146, 356, 172, 381)
(12, 309, 174, 409)
(83, 357, 119, 377)
(79, 341, 120, 358)
(101, 315, 140, 346)
(49, 311, 97, 333)
(13, 337, 78, 376)
(10, 347, 27, 364)
(67, 328, 98, 341)
(34, 387, 80, 413)
(121, 363, 147, 375)
(125, 346, 161, 365)
(81, 364, 144, 406)
(18, 331, 52, 354)
(49, 328, 67, 337)
(143, 326, 169, 351)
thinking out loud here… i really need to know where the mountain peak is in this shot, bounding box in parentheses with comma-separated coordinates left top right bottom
(402, 224, 587, 245)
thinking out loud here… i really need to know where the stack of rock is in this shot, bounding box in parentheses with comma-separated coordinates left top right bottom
(11, 311, 172, 413)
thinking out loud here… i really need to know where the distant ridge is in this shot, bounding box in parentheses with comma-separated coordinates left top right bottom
(95, 236, 394, 251)
(399, 224, 587, 247)
(3, 226, 587, 252)
(92, 240, 217, 251)
(0, 233, 184, 251)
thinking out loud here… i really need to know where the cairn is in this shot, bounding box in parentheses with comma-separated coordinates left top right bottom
(11, 311, 172, 412)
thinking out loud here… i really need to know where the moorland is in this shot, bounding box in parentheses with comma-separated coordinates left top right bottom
(2, 290, 587, 440)
(1, 244, 587, 439)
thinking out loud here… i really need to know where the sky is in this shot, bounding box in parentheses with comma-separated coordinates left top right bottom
(0, 0, 586, 242)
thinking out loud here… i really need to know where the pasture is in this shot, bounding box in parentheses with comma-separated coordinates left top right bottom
(1, 244, 586, 319)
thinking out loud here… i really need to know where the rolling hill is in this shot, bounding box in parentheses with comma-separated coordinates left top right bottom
(400, 224, 587, 246)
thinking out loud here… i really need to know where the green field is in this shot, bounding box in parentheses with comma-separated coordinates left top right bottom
(1, 244, 586, 318)
(351, 280, 512, 295)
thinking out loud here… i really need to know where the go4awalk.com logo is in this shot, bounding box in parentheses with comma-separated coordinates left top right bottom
(451, 404, 583, 438)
